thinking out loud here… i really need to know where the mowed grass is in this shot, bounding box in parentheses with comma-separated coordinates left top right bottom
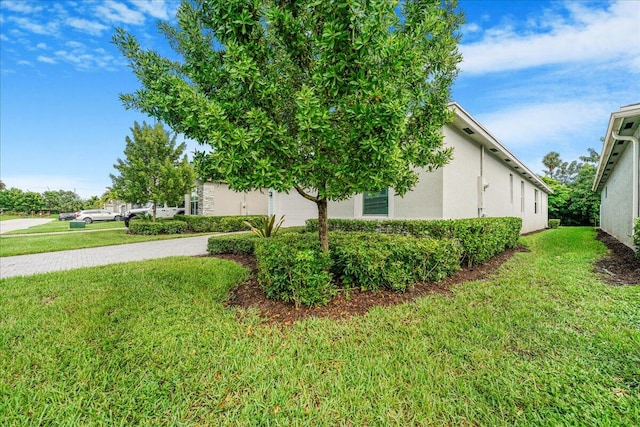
(1, 227, 638, 426)
(0, 230, 213, 257)
(4, 219, 125, 235)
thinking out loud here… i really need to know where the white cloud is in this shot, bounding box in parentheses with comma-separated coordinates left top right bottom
(17, 60, 32, 66)
(0, 0, 44, 14)
(476, 101, 612, 150)
(37, 55, 57, 64)
(131, 0, 170, 20)
(66, 17, 109, 36)
(7, 16, 59, 36)
(460, 1, 640, 75)
(0, 34, 8, 41)
(36, 42, 47, 49)
(96, 0, 145, 25)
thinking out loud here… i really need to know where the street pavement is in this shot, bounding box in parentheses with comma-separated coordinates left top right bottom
(0, 218, 55, 234)
(0, 219, 217, 279)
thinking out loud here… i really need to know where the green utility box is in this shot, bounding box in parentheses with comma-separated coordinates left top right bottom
(70, 221, 86, 229)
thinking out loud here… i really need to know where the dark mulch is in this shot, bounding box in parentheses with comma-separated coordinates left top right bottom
(215, 245, 526, 325)
(594, 230, 640, 286)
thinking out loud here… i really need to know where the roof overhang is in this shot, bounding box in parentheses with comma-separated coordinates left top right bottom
(448, 102, 553, 194)
(593, 103, 640, 192)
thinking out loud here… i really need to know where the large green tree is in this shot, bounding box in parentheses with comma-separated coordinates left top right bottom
(42, 190, 84, 213)
(113, 0, 462, 250)
(541, 148, 600, 226)
(110, 121, 195, 221)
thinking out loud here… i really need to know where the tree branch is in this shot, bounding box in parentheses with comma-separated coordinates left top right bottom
(294, 185, 318, 203)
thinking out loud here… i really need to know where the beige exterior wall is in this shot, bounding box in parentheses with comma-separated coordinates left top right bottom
(392, 168, 444, 219)
(199, 182, 268, 216)
(441, 126, 482, 219)
(440, 126, 548, 233)
(599, 144, 635, 248)
(271, 190, 317, 226)
(273, 115, 550, 233)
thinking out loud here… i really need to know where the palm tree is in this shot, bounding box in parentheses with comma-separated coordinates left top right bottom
(542, 152, 562, 178)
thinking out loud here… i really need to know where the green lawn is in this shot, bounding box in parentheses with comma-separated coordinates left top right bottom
(0, 230, 213, 257)
(4, 219, 125, 234)
(1, 227, 638, 425)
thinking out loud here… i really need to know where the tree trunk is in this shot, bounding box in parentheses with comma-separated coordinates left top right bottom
(317, 198, 329, 252)
(152, 201, 157, 222)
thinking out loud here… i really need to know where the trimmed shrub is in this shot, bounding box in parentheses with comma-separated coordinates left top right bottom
(549, 219, 560, 229)
(330, 232, 461, 291)
(128, 220, 187, 235)
(306, 217, 522, 266)
(173, 215, 262, 233)
(208, 234, 258, 255)
(255, 233, 335, 307)
(634, 218, 640, 259)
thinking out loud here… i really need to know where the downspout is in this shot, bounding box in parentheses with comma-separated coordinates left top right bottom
(612, 132, 639, 220)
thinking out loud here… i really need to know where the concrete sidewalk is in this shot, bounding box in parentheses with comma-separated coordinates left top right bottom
(0, 235, 215, 279)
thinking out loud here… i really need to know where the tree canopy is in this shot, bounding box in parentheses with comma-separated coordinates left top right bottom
(110, 121, 195, 220)
(113, 0, 463, 249)
(541, 148, 600, 226)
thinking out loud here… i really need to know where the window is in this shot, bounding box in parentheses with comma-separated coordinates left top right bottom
(534, 189, 539, 214)
(520, 181, 525, 213)
(510, 174, 514, 204)
(363, 189, 388, 216)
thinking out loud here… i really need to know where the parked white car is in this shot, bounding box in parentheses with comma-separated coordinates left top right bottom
(124, 202, 185, 226)
(75, 209, 123, 224)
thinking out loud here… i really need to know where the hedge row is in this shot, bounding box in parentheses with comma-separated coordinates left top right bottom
(128, 220, 187, 235)
(173, 215, 262, 233)
(212, 231, 462, 306)
(305, 217, 522, 266)
(548, 219, 560, 229)
(330, 232, 461, 292)
(208, 234, 258, 255)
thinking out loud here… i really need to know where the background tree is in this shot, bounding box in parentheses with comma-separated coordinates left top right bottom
(541, 148, 600, 225)
(0, 180, 5, 190)
(83, 196, 102, 209)
(42, 190, 84, 213)
(110, 121, 195, 221)
(542, 151, 562, 179)
(113, 0, 462, 250)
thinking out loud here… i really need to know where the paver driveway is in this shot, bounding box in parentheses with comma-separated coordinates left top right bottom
(0, 235, 215, 279)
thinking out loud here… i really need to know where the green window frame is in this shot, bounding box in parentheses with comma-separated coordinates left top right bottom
(363, 189, 389, 216)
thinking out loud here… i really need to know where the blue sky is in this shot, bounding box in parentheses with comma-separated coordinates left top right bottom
(1, 0, 639, 198)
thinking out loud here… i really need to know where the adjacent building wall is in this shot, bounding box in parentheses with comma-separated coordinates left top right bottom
(199, 182, 268, 216)
(599, 144, 634, 248)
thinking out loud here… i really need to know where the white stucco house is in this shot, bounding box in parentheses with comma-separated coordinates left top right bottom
(269, 102, 551, 234)
(190, 180, 269, 217)
(593, 103, 640, 249)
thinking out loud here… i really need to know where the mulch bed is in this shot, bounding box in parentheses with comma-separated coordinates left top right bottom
(594, 230, 640, 286)
(215, 245, 526, 325)
(212, 230, 638, 325)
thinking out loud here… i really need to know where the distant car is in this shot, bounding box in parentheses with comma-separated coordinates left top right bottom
(58, 212, 76, 221)
(75, 209, 123, 224)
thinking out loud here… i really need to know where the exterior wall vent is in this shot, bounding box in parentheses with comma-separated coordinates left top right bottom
(617, 140, 625, 144)
(489, 148, 498, 152)
(504, 158, 511, 162)
(623, 121, 634, 129)
(462, 127, 474, 135)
